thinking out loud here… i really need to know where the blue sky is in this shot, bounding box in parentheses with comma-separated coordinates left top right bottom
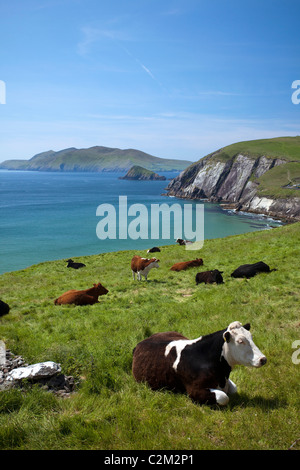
(0, 0, 299, 163)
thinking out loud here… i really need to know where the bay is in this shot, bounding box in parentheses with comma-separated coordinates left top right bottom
(0, 170, 282, 274)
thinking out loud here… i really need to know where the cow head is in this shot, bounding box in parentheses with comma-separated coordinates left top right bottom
(150, 258, 160, 268)
(94, 283, 109, 296)
(222, 321, 267, 368)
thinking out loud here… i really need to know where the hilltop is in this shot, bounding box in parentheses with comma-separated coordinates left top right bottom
(166, 136, 300, 221)
(0, 146, 192, 173)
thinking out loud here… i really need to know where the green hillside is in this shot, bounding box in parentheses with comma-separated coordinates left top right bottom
(208, 136, 300, 163)
(0, 146, 192, 173)
(0, 223, 299, 450)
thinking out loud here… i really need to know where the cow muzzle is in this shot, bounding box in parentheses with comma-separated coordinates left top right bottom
(253, 355, 267, 368)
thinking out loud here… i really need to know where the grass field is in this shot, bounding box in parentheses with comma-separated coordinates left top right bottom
(0, 223, 299, 450)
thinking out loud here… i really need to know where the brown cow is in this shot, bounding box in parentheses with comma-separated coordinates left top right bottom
(170, 258, 203, 271)
(131, 255, 160, 281)
(54, 282, 108, 305)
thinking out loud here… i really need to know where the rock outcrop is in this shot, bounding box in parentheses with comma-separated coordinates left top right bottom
(0, 345, 75, 397)
(166, 152, 300, 222)
(119, 165, 166, 181)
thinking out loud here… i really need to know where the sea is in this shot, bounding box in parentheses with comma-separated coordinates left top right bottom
(0, 170, 283, 275)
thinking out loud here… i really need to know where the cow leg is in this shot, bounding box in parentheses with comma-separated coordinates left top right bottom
(137, 272, 141, 281)
(209, 389, 229, 405)
(132, 270, 136, 280)
(187, 386, 229, 406)
(225, 379, 237, 395)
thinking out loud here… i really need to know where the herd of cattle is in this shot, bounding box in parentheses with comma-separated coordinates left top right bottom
(0, 238, 275, 406)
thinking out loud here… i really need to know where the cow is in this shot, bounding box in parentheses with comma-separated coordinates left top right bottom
(176, 238, 194, 246)
(66, 259, 86, 269)
(147, 247, 161, 253)
(54, 282, 108, 305)
(0, 299, 10, 317)
(196, 270, 224, 285)
(170, 258, 203, 271)
(231, 261, 276, 279)
(132, 321, 267, 406)
(131, 255, 160, 281)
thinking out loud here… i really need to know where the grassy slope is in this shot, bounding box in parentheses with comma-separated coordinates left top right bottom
(0, 223, 299, 450)
(209, 136, 300, 163)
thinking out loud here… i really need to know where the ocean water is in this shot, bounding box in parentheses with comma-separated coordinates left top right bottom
(0, 170, 282, 274)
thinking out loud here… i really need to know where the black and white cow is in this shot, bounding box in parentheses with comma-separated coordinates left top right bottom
(132, 321, 267, 406)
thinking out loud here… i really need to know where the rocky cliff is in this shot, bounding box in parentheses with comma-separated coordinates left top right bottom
(166, 138, 300, 222)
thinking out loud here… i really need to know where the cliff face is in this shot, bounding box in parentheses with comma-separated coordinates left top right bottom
(166, 153, 300, 221)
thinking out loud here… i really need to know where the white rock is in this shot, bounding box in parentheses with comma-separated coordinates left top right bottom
(6, 361, 61, 382)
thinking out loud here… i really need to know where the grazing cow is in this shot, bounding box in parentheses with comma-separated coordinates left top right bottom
(170, 258, 203, 271)
(54, 282, 108, 305)
(131, 255, 160, 281)
(0, 299, 10, 317)
(231, 261, 276, 279)
(147, 247, 161, 253)
(176, 238, 194, 246)
(132, 321, 267, 406)
(196, 270, 224, 285)
(66, 259, 86, 269)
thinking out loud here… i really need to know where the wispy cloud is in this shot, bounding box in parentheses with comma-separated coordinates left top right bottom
(77, 25, 164, 89)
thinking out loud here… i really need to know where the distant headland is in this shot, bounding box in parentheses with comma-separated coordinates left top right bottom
(0, 146, 192, 173)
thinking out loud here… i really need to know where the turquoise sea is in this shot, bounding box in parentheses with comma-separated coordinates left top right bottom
(0, 170, 282, 275)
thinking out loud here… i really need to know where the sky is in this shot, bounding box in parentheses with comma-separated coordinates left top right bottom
(0, 0, 300, 163)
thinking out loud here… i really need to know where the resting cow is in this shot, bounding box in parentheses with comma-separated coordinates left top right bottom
(231, 261, 276, 279)
(196, 270, 224, 285)
(131, 255, 160, 281)
(66, 259, 86, 269)
(54, 282, 108, 305)
(170, 258, 203, 271)
(176, 238, 194, 246)
(147, 247, 161, 253)
(132, 321, 266, 406)
(0, 299, 10, 317)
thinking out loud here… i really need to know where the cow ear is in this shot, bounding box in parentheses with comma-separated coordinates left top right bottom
(243, 323, 251, 331)
(223, 331, 231, 343)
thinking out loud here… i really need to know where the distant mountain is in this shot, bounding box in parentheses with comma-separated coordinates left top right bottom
(0, 146, 192, 173)
(119, 165, 166, 181)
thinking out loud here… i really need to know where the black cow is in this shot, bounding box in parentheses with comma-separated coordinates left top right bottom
(196, 270, 224, 285)
(147, 247, 161, 253)
(132, 321, 267, 406)
(0, 299, 10, 317)
(66, 259, 86, 269)
(231, 261, 276, 279)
